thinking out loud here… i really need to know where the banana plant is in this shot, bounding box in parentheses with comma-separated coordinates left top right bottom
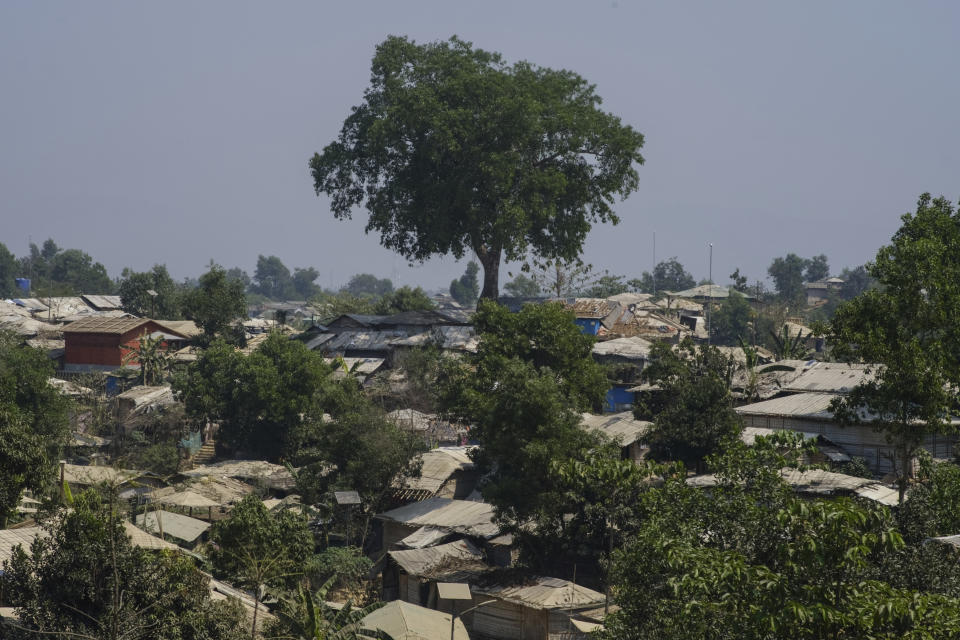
(271, 576, 391, 640)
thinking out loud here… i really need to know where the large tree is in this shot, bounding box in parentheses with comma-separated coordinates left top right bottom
(0, 242, 18, 297)
(0, 333, 70, 527)
(181, 264, 247, 342)
(2, 490, 248, 640)
(630, 257, 696, 295)
(118, 264, 182, 318)
(311, 35, 645, 300)
(830, 194, 960, 503)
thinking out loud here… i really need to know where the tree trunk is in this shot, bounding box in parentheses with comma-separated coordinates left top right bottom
(475, 245, 502, 301)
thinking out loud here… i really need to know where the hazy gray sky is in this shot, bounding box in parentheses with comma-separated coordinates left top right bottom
(2, 1, 959, 292)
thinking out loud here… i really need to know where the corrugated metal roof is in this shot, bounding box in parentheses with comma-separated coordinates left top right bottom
(63, 464, 141, 486)
(360, 601, 469, 640)
(322, 330, 406, 353)
(389, 539, 483, 576)
(735, 393, 837, 419)
(376, 497, 500, 539)
(62, 317, 150, 334)
(580, 412, 651, 446)
(398, 526, 453, 549)
(688, 468, 898, 506)
(402, 447, 476, 494)
(592, 336, 652, 360)
(779, 362, 876, 394)
(474, 576, 605, 610)
(391, 326, 479, 352)
(81, 294, 123, 310)
(0, 526, 45, 566)
(559, 298, 619, 319)
(182, 460, 296, 491)
(136, 510, 210, 543)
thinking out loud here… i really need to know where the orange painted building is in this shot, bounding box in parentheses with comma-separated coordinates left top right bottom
(62, 317, 190, 372)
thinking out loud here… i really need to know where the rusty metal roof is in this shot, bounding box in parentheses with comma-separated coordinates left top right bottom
(560, 298, 619, 318)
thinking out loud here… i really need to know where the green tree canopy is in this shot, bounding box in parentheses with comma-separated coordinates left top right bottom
(252, 254, 294, 300)
(292, 266, 322, 300)
(50, 248, 114, 293)
(118, 264, 182, 318)
(449, 261, 480, 306)
(502, 273, 542, 297)
(767, 252, 809, 304)
(805, 253, 830, 282)
(372, 285, 435, 314)
(0, 242, 18, 297)
(311, 35, 645, 300)
(710, 291, 754, 345)
(630, 257, 695, 295)
(181, 264, 247, 342)
(439, 300, 607, 524)
(2, 490, 248, 640)
(0, 333, 70, 527)
(830, 194, 960, 502)
(342, 273, 394, 298)
(636, 339, 742, 470)
(173, 333, 331, 460)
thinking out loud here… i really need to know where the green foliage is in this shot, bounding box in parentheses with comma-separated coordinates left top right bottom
(767, 252, 810, 304)
(173, 333, 331, 460)
(267, 577, 384, 640)
(583, 271, 629, 298)
(729, 267, 749, 292)
(710, 290, 754, 345)
(372, 285, 435, 314)
(768, 324, 810, 359)
(530, 259, 598, 297)
(209, 495, 315, 590)
(805, 253, 830, 282)
(252, 254, 294, 299)
(119, 264, 182, 318)
(123, 332, 173, 385)
(0, 242, 19, 297)
(311, 35, 645, 299)
(502, 273, 542, 297)
(830, 194, 960, 502)
(637, 339, 742, 469)
(18, 238, 115, 295)
(630, 257, 695, 295)
(440, 301, 607, 525)
(181, 264, 248, 343)
(449, 261, 480, 306)
(839, 264, 875, 299)
(305, 547, 373, 593)
(0, 334, 70, 527)
(342, 274, 394, 298)
(1, 489, 247, 640)
(313, 290, 377, 323)
(293, 267, 323, 300)
(291, 380, 425, 517)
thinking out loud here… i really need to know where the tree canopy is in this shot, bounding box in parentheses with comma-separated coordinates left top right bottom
(830, 194, 960, 502)
(311, 35, 645, 299)
(181, 264, 247, 342)
(119, 264, 182, 319)
(449, 261, 480, 306)
(631, 257, 695, 295)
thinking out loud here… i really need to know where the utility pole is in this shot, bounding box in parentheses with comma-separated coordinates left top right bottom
(707, 243, 713, 346)
(652, 231, 656, 297)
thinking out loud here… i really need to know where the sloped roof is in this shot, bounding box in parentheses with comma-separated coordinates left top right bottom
(376, 497, 499, 539)
(181, 460, 296, 491)
(580, 412, 651, 446)
(591, 336, 652, 360)
(391, 326, 479, 353)
(559, 298, 619, 319)
(0, 526, 45, 566)
(402, 447, 476, 494)
(81, 295, 123, 310)
(360, 601, 469, 640)
(321, 330, 406, 353)
(779, 362, 876, 394)
(136, 510, 210, 544)
(474, 576, 605, 610)
(687, 468, 898, 506)
(63, 464, 142, 486)
(153, 490, 221, 509)
(735, 393, 837, 420)
(389, 539, 483, 576)
(62, 317, 150, 335)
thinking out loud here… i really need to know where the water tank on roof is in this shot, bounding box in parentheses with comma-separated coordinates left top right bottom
(15, 278, 30, 293)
